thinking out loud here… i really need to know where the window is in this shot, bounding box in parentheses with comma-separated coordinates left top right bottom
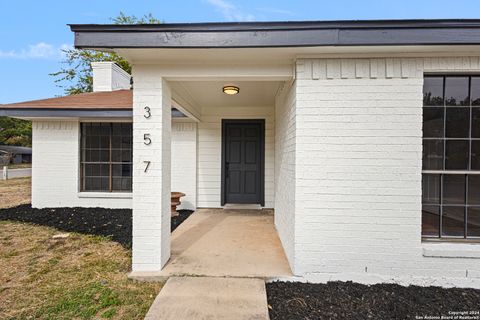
(80, 123, 132, 192)
(422, 76, 480, 239)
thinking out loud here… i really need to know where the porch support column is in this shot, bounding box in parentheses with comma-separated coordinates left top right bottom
(132, 66, 171, 272)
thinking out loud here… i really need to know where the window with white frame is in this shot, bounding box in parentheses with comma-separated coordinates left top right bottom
(422, 75, 480, 239)
(80, 122, 132, 192)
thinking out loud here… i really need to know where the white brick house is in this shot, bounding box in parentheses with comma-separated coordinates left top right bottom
(3, 19, 480, 288)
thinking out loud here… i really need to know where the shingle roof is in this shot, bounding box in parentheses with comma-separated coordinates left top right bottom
(1, 90, 132, 110)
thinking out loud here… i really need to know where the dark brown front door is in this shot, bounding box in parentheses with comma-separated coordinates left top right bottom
(221, 120, 265, 206)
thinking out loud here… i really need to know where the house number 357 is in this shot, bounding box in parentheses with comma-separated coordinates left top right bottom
(143, 106, 152, 173)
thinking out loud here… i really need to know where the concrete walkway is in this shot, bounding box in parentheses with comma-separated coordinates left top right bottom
(161, 208, 291, 278)
(145, 277, 269, 320)
(139, 209, 292, 319)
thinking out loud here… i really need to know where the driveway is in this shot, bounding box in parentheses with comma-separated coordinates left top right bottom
(2, 168, 31, 179)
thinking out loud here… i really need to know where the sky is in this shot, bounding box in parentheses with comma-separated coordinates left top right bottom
(1, 0, 480, 103)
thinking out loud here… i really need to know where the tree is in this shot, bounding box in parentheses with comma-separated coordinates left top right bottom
(0, 117, 32, 147)
(51, 12, 161, 95)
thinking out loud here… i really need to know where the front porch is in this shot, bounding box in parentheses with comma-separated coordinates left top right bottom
(130, 57, 296, 273)
(130, 208, 292, 279)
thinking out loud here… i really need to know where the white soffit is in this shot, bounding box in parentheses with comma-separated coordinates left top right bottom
(170, 81, 281, 109)
(116, 45, 480, 64)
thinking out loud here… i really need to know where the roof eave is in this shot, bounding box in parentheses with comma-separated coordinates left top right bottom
(70, 19, 480, 49)
(0, 108, 133, 118)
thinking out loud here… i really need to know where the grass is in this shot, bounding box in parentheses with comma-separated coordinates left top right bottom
(0, 222, 163, 319)
(0, 177, 31, 209)
(0, 178, 164, 319)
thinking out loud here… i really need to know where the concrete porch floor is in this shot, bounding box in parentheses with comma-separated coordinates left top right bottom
(131, 208, 292, 279)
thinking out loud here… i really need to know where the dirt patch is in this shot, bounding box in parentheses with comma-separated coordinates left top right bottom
(0, 177, 31, 209)
(0, 221, 163, 319)
(266, 281, 480, 320)
(0, 204, 194, 248)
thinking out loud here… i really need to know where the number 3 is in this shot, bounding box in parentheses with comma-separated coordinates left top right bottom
(144, 106, 151, 119)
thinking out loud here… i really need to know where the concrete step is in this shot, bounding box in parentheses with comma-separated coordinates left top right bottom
(144, 276, 269, 320)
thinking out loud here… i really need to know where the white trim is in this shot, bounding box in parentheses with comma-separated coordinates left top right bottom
(423, 242, 480, 259)
(172, 99, 200, 122)
(77, 192, 132, 199)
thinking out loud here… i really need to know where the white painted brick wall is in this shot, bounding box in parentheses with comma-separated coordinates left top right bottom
(132, 65, 171, 272)
(31, 120, 132, 209)
(197, 106, 275, 208)
(171, 120, 197, 210)
(274, 82, 296, 271)
(293, 57, 480, 288)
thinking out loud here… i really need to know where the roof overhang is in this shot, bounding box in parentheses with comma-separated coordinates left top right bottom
(70, 19, 480, 49)
(0, 109, 132, 118)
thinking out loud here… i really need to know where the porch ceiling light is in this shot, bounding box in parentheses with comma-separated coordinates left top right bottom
(223, 85, 239, 95)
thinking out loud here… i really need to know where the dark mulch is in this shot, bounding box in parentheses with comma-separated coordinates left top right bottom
(266, 281, 480, 320)
(0, 204, 193, 248)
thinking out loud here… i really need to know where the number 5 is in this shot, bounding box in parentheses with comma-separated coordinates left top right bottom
(144, 134, 151, 145)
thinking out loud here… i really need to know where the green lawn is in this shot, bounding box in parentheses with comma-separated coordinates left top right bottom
(0, 221, 163, 319)
(0, 178, 163, 319)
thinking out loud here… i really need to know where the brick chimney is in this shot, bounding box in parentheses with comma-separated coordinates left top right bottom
(91, 62, 131, 92)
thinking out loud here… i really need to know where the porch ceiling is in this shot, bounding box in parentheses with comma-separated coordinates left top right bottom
(171, 81, 281, 109)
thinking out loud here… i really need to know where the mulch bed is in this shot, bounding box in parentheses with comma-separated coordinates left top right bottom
(0, 204, 193, 248)
(266, 281, 480, 320)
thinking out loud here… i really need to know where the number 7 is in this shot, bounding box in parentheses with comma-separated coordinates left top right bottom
(144, 161, 151, 173)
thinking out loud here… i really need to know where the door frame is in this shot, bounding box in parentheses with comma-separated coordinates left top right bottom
(221, 119, 265, 206)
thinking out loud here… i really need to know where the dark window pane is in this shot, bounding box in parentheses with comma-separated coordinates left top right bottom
(443, 174, 466, 205)
(471, 77, 480, 106)
(424, 77, 444, 106)
(99, 123, 111, 135)
(467, 207, 480, 237)
(112, 177, 132, 191)
(122, 136, 132, 148)
(445, 77, 469, 106)
(122, 150, 132, 162)
(445, 140, 469, 170)
(112, 123, 122, 135)
(112, 149, 122, 162)
(99, 150, 109, 162)
(101, 177, 110, 190)
(89, 123, 100, 135)
(472, 108, 480, 138)
(84, 164, 109, 177)
(468, 175, 480, 205)
(471, 141, 480, 170)
(423, 108, 444, 138)
(422, 205, 440, 237)
(84, 177, 98, 191)
(84, 177, 109, 191)
(422, 174, 440, 204)
(90, 150, 100, 162)
(84, 136, 93, 149)
(112, 164, 132, 177)
(111, 136, 122, 148)
(422, 140, 443, 170)
(99, 136, 110, 149)
(445, 107, 470, 138)
(442, 206, 465, 237)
